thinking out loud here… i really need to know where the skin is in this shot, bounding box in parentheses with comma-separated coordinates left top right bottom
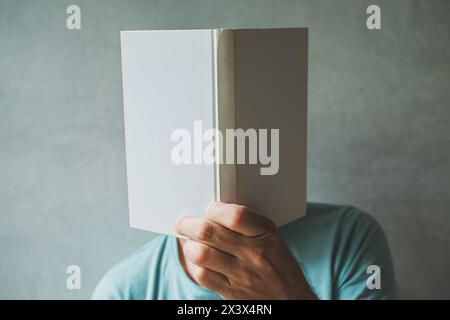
(175, 201, 316, 300)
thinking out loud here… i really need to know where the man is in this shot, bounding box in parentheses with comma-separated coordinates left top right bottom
(92, 202, 395, 299)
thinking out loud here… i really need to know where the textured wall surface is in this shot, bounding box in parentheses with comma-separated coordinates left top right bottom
(0, 0, 449, 299)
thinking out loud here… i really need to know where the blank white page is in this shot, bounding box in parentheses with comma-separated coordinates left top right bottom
(121, 30, 216, 235)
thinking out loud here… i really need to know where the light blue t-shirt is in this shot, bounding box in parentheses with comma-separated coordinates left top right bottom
(92, 203, 396, 300)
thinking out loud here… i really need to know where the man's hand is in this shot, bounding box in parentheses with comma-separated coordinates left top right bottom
(175, 201, 316, 300)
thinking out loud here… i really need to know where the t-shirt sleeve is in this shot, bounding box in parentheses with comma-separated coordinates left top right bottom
(91, 274, 123, 300)
(334, 207, 396, 300)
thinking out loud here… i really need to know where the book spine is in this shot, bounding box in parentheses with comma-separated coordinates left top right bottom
(215, 29, 238, 204)
(212, 29, 220, 202)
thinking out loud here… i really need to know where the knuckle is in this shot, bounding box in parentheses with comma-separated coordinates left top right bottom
(250, 245, 265, 260)
(196, 221, 214, 241)
(195, 267, 209, 284)
(229, 205, 247, 228)
(194, 245, 211, 264)
(248, 244, 270, 267)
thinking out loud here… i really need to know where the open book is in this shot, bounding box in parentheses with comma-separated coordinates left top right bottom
(120, 28, 308, 235)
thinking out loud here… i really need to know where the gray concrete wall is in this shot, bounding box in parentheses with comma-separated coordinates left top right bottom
(0, 0, 449, 299)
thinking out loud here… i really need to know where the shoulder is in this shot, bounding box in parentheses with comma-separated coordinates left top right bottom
(314, 203, 384, 238)
(304, 203, 390, 258)
(92, 235, 172, 300)
(307, 202, 378, 226)
(281, 203, 396, 299)
(327, 204, 396, 299)
(281, 203, 381, 242)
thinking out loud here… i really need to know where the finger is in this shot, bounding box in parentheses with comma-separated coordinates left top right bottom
(183, 240, 240, 280)
(189, 263, 229, 294)
(175, 216, 243, 256)
(207, 202, 276, 237)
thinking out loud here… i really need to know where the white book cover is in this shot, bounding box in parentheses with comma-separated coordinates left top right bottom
(120, 28, 308, 236)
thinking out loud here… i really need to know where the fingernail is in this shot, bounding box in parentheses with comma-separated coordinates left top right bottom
(207, 201, 217, 212)
(175, 216, 184, 231)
